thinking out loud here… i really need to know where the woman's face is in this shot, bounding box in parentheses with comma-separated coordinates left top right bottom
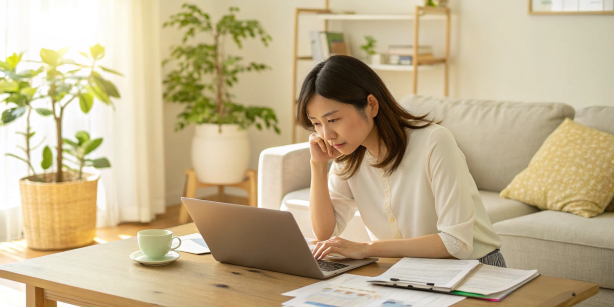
(306, 94, 379, 155)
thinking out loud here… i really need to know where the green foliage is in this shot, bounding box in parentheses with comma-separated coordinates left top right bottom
(41, 146, 53, 170)
(162, 4, 280, 133)
(0, 45, 121, 182)
(63, 131, 111, 180)
(360, 36, 377, 57)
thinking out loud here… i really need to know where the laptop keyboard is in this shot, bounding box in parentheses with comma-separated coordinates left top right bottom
(317, 260, 350, 272)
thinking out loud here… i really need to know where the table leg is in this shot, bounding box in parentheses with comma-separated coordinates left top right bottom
(246, 170, 257, 207)
(26, 285, 57, 307)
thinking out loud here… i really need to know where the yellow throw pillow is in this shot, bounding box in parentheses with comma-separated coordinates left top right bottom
(500, 118, 614, 218)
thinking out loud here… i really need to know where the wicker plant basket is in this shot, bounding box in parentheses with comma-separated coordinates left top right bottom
(19, 172, 99, 250)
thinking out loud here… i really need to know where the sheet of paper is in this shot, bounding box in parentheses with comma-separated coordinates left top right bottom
(367, 258, 480, 289)
(283, 274, 464, 307)
(454, 265, 538, 295)
(283, 274, 349, 297)
(283, 284, 385, 307)
(174, 233, 210, 255)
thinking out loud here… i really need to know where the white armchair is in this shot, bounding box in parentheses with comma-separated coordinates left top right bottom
(257, 143, 371, 241)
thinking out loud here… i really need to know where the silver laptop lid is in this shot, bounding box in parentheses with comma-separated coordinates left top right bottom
(180, 197, 325, 279)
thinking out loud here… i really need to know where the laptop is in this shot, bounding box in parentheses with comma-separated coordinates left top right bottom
(180, 197, 378, 279)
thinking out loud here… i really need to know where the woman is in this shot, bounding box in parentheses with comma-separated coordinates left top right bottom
(298, 55, 505, 267)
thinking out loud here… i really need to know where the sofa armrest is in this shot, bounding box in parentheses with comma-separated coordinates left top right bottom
(258, 142, 312, 210)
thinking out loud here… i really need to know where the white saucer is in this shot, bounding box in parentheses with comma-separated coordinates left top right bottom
(129, 250, 180, 266)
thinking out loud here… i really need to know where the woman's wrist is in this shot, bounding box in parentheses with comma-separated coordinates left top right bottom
(310, 159, 329, 171)
(364, 241, 376, 258)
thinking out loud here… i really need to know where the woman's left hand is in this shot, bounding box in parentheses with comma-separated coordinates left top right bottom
(312, 236, 370, 260)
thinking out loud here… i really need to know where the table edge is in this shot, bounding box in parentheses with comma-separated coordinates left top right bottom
(0, 269, 157, 307)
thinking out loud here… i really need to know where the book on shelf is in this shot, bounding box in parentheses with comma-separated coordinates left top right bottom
(387, 53, 434, 65)
(387, 44, 433, 56)
(367, 257, 540, 302)
(310, 31, 351, 62)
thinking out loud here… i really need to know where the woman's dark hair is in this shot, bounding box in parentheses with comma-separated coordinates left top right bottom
(297, 55, 437, 179)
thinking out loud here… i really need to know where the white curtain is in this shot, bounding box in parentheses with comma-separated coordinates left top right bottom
(0, 0, 166, 242)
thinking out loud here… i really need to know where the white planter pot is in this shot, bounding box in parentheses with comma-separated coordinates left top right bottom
(191, 123, 250, 184)
(370, 54, 382, 65)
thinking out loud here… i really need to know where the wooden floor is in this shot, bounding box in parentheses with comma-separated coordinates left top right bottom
(0, 194, 248, 293)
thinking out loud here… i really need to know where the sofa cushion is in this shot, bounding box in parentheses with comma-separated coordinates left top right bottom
(479, 190, 539, 224)
(494, 210, 614, 288)
(280, 188, 371, 242)
(575, 106, 614, 135)
(399, 95, 575, 193)
(500, 118, 614, 218)
(575, 106, 614, 212)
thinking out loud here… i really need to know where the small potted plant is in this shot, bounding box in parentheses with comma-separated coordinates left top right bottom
(162, 4, 280, 184)
(0, 45, 120, 250)
(360, 35, 380, 65)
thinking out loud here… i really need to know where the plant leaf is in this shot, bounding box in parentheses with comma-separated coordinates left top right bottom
(100, 78, 120, 98)
(35, 108, 53, 116)
(84, 138, 102, 155)
(75, 131, 90, 145)
(41, 146, 53, 170)
(1, 107, 26, 124)
(57, 46, 70, 57)
(62, 138, 79, 148)
(20, 86, 37, 98)
(79, 92, 94, 113)
(5, 53, 23, 70)
(86, 84, 110, 105)
(93, 74, 120, 98)
(90, 157, 111, 168)
(89, 44, 105, 60)
(5, 153, 29, 165)
(40, 48, 59, 66)
(0, 80, 19, 93)
(63, 164, 77, 173)
(99, 65, 124, 76)
(79, 51, 91, 59)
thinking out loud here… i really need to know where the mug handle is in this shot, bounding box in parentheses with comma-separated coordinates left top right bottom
(170, 236, 182, 250)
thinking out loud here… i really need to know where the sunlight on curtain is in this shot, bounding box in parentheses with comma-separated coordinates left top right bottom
(0, 0, 165, 242)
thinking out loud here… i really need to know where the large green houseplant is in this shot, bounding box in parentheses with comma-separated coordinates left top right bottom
(163, 4, 280, 184)
(0, 45, 121, 249)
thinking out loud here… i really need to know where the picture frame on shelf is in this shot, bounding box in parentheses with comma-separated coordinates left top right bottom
(529, 0, 614, 15)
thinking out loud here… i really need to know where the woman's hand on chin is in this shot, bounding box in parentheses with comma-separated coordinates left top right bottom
(312, 236, 370, 260)
(309, 132, 342, 165)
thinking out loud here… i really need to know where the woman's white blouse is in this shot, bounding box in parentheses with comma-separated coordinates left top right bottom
(327, 124, 502, 260)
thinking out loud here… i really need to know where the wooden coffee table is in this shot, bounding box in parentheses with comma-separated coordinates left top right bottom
(0, 223, 599, 307)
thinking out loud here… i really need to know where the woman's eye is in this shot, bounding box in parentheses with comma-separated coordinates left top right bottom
(328, 118, 338, 123)
(312, 123, 321, 126)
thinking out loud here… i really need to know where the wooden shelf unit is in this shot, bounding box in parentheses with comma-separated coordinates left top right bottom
(291, 4, 451, 143)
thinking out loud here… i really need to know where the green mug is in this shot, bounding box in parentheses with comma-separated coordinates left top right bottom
(137, 229, 182, 260)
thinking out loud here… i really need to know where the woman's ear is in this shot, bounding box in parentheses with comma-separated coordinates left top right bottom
(367, 94, 379, 118)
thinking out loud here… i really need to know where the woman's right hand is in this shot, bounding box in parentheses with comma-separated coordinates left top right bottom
(309, 132, 342, 164)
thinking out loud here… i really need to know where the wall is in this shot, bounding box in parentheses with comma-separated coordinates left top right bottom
(451, 1, 614, 108)
(159, 0, 614, 206)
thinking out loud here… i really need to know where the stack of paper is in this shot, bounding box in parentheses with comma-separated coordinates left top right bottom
(452, 265, 539, 301)
(282, 274, 465, 307)
(367, 258, 482, 292)
(367, 258, 539, 302)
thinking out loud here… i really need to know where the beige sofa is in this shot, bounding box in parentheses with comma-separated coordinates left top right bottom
(258, 96, 614, 306)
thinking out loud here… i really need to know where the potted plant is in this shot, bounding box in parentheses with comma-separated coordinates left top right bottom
(162, 4, 280, 184)
(0, 45, 120, 250)
(360, 35, 380, 65)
